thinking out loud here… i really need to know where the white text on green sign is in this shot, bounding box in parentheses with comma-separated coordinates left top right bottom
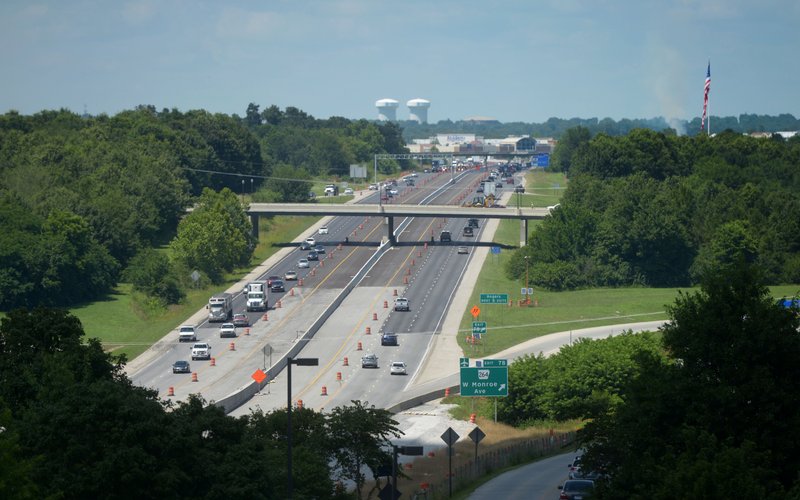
(480, 293, 508, 304)
(472, 321, 487, 334)
(459, 366, 509, 396)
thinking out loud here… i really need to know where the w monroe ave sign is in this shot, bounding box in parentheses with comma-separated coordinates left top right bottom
(459, 359, 509, 397)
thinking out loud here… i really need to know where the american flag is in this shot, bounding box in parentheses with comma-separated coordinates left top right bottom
(700, 62, 711, 132)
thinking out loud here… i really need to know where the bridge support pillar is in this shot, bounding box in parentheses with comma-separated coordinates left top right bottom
(387, 216, 396, 245)
(520, 218, 528, 246)
(250, 213, 260, 240)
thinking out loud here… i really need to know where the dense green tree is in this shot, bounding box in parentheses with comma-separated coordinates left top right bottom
(581, 264, 800, 497)
(550, 125, 591, 173)
(263, 163, 312, 202)
(123, 248, 185, 305)
(169, 188, 254, 283)
(327, 400, 402, 500)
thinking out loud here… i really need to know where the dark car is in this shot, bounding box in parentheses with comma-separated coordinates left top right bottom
(307, 251, 319, 261)
(233, 313, 249, 327)
(468, 218, 479, 228)
(270, 279, 285, 292)
(495, 182, 503, 188)
(172, 360, 191, 374)
(314, 245, 325, 254)
(463, 226, 474, 237)
(299, 241, 312, 251)
(558, 479, 594, 500)
(514, 185, 525, 193)
(267, 275, 280, 286)
(381, 333, 398, 346)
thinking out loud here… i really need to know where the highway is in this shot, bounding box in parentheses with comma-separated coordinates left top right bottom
(129, 167, 496, 410)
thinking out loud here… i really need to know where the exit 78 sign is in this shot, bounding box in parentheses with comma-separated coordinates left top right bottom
(460, 366, 508, 396)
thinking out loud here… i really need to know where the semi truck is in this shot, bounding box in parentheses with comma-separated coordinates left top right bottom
(207, 292, 233, 322)
(243, 281, 268, 312)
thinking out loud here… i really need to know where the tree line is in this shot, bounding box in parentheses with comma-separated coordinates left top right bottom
(0, 105, 408, 309)
(0, 307, 401, 499)
(506, 128, 800, 289)
(400, 113, 800, 141)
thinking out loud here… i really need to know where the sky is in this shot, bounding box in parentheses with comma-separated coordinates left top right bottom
(2, 0, 799, 124)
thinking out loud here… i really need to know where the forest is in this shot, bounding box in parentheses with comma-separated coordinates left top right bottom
(506, 127, 800, 289)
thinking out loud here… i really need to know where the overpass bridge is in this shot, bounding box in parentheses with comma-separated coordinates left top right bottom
(246, 203, 549, 243)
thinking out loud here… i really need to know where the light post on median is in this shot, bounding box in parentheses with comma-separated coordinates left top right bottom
(523, 255, 530, 305)
(287, 356, 318, 499)
(241, 179, 245, 203)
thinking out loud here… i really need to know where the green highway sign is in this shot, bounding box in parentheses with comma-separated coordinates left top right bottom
(480, 293, 509, 304)
(460, 366, 509, 397)
(482, 359, 507, 367)
(459, 357, 470, 368)
(472, 321, 487, 335)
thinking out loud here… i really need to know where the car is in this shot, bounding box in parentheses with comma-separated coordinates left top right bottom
(178, 325, 197, 342)
(368, 183, 378, 190)
(440, 231, 451, 243)
(381, 333, 398, 346)
(514, 185, 525, 193)
(547, 203, 561, 212)
(390, 361, 407, 375)
(394, 298, 410, 311)
(495, 182, 503, 188)
(361, 354, 379, 368)
(506, 177, 514, 184)
(284, 270, 297, 281)
(458, 246, 469, 255)
(307, 251, 319, 261)
(314, 245, 325, 254)
(558, 479, 595, 500)
(344, 187, 354, 195)
(172, 360, 191, 374)
(232, 313, 249, 327)
(219, 323, 236, 338)
(318, 226, 329, 235)
(298, 258, 309, 268)
(468, 218, 479, 228)
(300, 241, 312, 251)
(305, 236, 316, 246)
(463, 226, 474, 237)
(308, 191, 316, 199)
(270, 279, 285, 292)
(267, 275, 280, 286)
(568, 456, 583, 479)
(388, 188, 398, 195)
(191, 342, 211, 361)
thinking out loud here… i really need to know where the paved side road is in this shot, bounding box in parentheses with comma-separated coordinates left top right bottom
(468, 450, 575, 500)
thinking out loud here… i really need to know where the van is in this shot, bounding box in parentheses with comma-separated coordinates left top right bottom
(440, 230, 451, 243)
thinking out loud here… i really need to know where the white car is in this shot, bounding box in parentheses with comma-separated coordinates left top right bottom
(178, 325, 196, 342)
(219, 323, 236, 338)
(297, 258, 309, 269)
(305, 236, 316, 246)
(388, 188, 398, 196)
(457, 246, 469, 255)
(390, 361, 407, 375)
(318, 226, 329, 235)
(368, 183, 378, 190)
(394, 298, 410, 311)
(344, 188, 354, 195)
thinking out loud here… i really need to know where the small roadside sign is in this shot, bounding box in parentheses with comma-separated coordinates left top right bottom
(482, 359, 507, 367)
(441, 427, 460, 446)
(491, 246, 501, 254)
(472, 321, 487, 334)
(460, 357, 470, 368)
(521, 288, 527, 295)
(468, 427, 486, 444)
(251, 369, 267, 384)
(471, 305, 481, 318)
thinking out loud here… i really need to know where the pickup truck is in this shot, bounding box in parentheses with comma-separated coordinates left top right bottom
(191, 342, 211, 361)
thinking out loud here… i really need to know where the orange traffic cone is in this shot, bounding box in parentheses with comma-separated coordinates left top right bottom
(191, 372, 198, 382)
(393, 289, 398, 296)
(357, 341, 363, 351)
(321, 386, 328, 396)
(366, 327, 371, 335)
(470, 413, 476, 423)
(343, 357, 349, 366)
(168, 386, 175, 396)
(210, 357, 216, 366)
(229, 342, 235, 351)
(372, 313, 378, 321)
(383, 300, 388, 309)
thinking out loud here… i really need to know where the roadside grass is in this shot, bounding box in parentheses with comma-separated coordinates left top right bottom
(70, 214, 323, 360)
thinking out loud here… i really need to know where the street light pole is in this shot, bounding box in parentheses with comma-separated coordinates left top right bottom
(286, 356, 318, 499)
(241, 179, 245, 203)
(524, 255, 530, 305)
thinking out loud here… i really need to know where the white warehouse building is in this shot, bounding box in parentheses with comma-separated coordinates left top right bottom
(407, 98, 430, 124)
(375, 98, 399, 121)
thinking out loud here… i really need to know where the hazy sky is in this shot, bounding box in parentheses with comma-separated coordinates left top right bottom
(2, 0, 798, 123)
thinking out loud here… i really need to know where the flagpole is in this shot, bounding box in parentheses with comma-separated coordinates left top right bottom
(707, 60, 711, 136)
